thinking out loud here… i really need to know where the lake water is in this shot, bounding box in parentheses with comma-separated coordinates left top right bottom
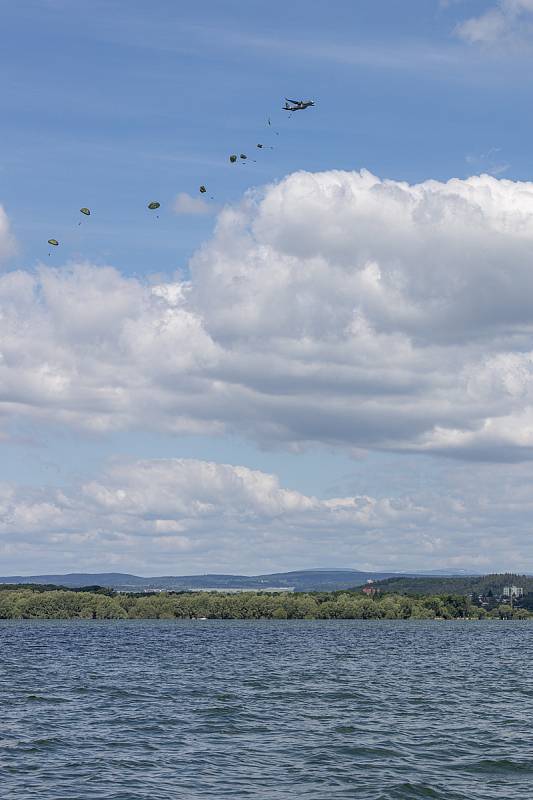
(1, 620, 532, 799)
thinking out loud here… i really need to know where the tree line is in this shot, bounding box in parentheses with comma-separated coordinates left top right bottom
(0, 586, 531, 620)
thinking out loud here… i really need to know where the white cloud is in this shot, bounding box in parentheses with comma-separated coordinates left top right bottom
(3, 171, 533, 460)
(2, 456, 533, 574)
(0, 205, 16, 262)
(173, 192, 213, 215)
(456, 0, 533, 44)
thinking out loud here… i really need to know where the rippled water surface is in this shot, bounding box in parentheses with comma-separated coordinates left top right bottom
(1, 620, 532, 799)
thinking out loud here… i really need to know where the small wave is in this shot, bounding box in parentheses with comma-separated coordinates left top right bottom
(202, 705, 243, 716)
(25, 694, 67, 704)
(465, 757, 533, 774)
(377, 782, 468, 800)
(33, 737, 61, 747)
(334, 724, 357, 733)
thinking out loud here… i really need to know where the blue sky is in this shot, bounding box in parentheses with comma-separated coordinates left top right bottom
(3, 0, 532, 274)
(2, 0, 533, 574)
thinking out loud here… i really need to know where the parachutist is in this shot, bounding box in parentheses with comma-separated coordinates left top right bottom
(79, 207, 91, 225)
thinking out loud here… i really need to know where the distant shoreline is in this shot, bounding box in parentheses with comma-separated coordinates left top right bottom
(1, 586, 530, 621)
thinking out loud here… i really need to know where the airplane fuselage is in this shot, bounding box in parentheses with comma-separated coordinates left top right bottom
(283, 102, 314, 111)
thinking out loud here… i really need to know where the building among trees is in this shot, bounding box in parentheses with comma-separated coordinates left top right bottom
(503, 586, 524, 599)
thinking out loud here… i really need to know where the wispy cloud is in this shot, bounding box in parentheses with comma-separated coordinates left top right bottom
(207, 29, 464, 71)
(465, 147, 510, 176)
(49, 3, 533, 81)
(0, 205, 17, 262)
(456, 0, 533, 44)
(174, 192, 214, 216)
(85, 12, 470, 73)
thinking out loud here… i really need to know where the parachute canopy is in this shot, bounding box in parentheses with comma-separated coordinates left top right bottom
(47, 239, 59, 246)
(80, 207, 91, 216)
(229, 154, 237, 163)
(147, 201, 160, 210)
(199, 185, 207, 194)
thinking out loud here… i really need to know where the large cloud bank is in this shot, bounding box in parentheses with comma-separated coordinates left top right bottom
(2, 456, 531, 574)
(3, 170, 533, 459)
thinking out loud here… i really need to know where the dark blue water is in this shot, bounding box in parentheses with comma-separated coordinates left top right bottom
(1, 620, 532, 799)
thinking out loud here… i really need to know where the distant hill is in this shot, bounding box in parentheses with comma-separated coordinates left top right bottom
(0, 569, 408, 592)
(0, 568, 505, 593)
(371, 573, 533, 596)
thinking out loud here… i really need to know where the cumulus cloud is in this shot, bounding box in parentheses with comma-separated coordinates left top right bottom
(3, 456, 532, 574)
(3, 170, 533, 459)
(456, 0, 533, 44)
(173, 192, 213, 215)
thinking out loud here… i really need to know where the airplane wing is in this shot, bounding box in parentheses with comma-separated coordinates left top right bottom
(285, 98, 300, 104)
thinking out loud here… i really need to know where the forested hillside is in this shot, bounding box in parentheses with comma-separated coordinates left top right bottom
(372, 573, 533, 595)
(0, 569, 400, 592)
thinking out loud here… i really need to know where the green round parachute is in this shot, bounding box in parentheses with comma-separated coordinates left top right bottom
(199, 185, 207, 194)
(47, 239, 59, 246)
(229, 154, 237, 163)
(147, 201, 161, 210)
(80, 207, 91, 216)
